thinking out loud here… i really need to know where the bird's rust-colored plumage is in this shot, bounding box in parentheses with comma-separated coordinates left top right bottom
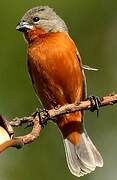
(26, 29, 85, 144)
(16, 6, 103, 177)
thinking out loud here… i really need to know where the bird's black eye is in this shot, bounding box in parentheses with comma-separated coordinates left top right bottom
(33, 17, 40, 22)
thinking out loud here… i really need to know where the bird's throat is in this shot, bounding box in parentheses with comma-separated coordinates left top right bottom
(24, 27, 48, 44)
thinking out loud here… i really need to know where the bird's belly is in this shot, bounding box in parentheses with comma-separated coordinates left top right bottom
(36, 77, 67, 109)
(28, 59, 68, 109)
(28, 55, 84, 110)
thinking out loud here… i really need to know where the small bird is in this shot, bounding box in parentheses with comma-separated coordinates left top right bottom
(16, 6, 103, 177)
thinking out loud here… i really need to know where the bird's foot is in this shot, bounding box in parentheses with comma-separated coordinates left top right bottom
(87, 96, 101, 117)
(34, 108, 50, 128)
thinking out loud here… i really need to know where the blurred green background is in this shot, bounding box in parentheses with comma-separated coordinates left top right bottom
(0, 0, 117, 180)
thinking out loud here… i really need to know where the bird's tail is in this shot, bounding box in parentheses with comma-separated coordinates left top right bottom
(64, 129, 103, 177)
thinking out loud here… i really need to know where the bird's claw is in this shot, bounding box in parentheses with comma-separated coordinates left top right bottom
(88, 96, 101, 117)
(36, 109, 50, 128)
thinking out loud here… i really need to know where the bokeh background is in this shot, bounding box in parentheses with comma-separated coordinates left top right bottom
(0, 0, 117, 180)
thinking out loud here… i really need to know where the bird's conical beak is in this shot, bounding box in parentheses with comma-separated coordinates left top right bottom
(16, 21, 33, 32)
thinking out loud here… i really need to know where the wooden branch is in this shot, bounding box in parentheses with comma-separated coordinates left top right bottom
(0, 93, 117, 154)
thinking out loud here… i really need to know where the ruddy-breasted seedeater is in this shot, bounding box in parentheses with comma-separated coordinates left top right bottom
(16, 6, 103, 177)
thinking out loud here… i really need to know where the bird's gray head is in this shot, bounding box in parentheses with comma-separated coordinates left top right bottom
(16, 6, 68, 33)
